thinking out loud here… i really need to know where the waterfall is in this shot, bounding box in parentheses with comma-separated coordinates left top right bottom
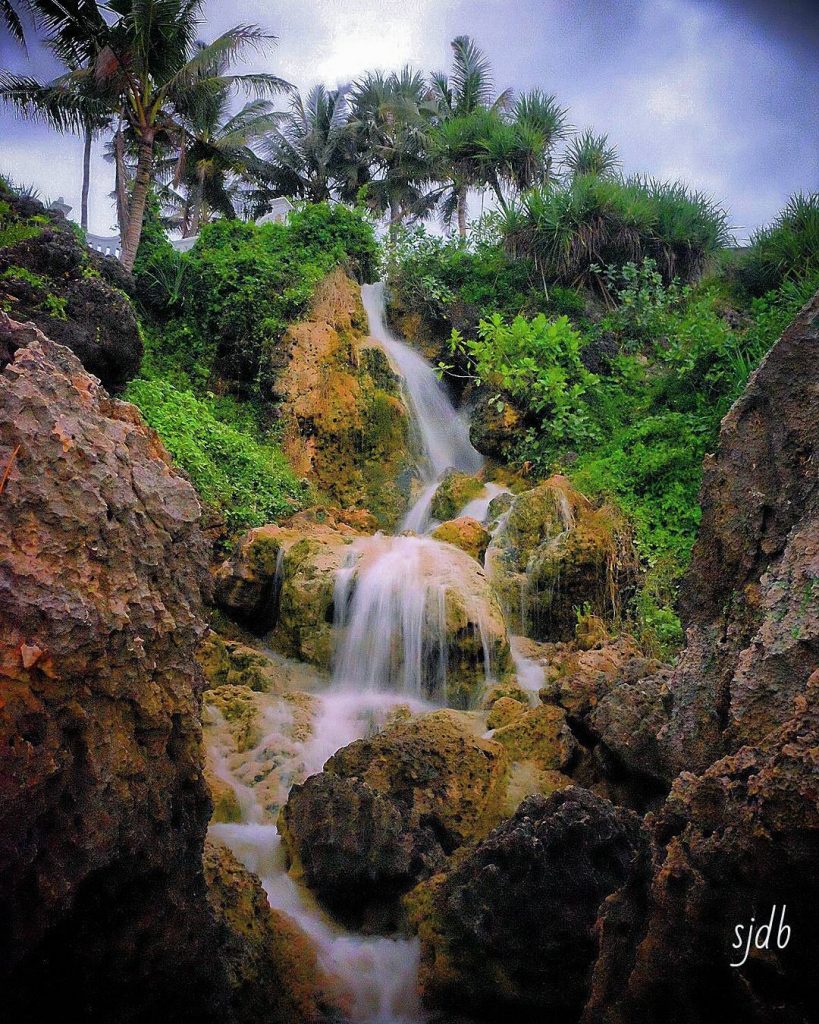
(332, 534, 449, 700)
(361, 282, 482, 532)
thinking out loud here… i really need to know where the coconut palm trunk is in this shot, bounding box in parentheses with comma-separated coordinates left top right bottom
(120, 131, 155, 272)
(457, 187, 467, 239)
(80, 124, 92, 230)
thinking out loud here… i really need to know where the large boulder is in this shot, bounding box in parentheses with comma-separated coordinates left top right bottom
(661, 289, 819, 774)
(215, 509, 365, 668)
(0, 316, 223, 1020)
(409, 788, 649, 1022)
(0, 185, 141, 390)
(487, 475, 636, 641)
(279, 710, 509, 928)
(273, 268, 415, 528)
(431, 515, 491, 561)
(429, 468, 484, 521)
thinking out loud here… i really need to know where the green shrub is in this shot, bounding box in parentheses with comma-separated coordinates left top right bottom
(736, 191, 819, 296)
(448, 312, 598, 451)
(502, 174, 730, 287)
(124, 377, 306, 530)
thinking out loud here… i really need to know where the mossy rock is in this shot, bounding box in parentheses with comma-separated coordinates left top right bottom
(206, 685, 261, 753)
(432, 516, 491, 562)
(492, 704, 577, 771)
(430, 470, 484, 523)
(487, 695, 527, 730)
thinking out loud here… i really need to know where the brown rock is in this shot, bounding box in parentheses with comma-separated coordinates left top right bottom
(279, 709, 509, 927)
(431, 514, 491, 561)
(204, 839, 344, 1023)
(584, 673, 819, 1024)
(410, 788, 650, 1022)
(662, 289, 819, 773)
(486, 695, 527, 730)
(0, 316, 227, 1020)
(492, 703, 578, 771)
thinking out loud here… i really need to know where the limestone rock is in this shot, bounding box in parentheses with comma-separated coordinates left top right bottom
(0, 186, 140, 390)
(486, 695, 527, 730)
(0, 316, 227, 1020)
(204, 839, 344, 1024)
(492, 704, 578, 771)
(584, 673, 819, 1024)
(279, 709, 509, 926)
(199, 631, 284, 693)
(469, 388, 526, 461)
(431, 515, 491, 561)
(487, 475, 636, 641)
(429, 469, 484, 521)
(273, 269, 415, 527)
(410, 788, 649, 1021)
(661, 289, 819, 773)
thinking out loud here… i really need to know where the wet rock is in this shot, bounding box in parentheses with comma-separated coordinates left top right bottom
(410, 788, 650, 1022)
(204, 840, 344, 1024)
(469, 389, 526, 461)
(486, 695, 527, 730)
(199, 631, 284, 693)
(429, 469, 484, 521)
(492, 704, 578, 771)
(274, 269, 415, 527)
(0, 316, 227, 1020)
(0, 187, 141, 390)
(662, 289, 819, 773)
(487, 475, 637, 641)
(584, 673, 819, 1024)
(279, 710, 509, 927)
(215, 510, 365, 668)
(205, 767, 243, 824)
(432, 515, 491, 561)
(483, 680, 532, 708)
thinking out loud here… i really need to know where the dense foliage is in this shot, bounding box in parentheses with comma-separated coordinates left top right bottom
(124, 377, 305, 530)
(423, 192, 818, 655)
(501, 175, 730, 288)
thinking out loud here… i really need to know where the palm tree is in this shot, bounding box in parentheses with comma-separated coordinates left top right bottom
(1, 0, 32, 48)
(262, 84, 353, 203)
(351, 67, 436, 234)
(564, 129, 620, 179)
(429, 34, 512, 237)
(171, 45, 281, 236)
(3, 1, 289, 271)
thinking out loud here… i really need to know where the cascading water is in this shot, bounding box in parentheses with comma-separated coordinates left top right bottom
(208, 284, 505, 1024)
(361, 282, 482, 532)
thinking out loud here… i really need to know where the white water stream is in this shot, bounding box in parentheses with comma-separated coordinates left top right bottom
(208, 285, 529, 1023)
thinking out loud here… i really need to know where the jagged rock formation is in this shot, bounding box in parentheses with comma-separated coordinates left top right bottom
(0, 185, 141, 390)
(487, 475, 637, 641)
(0, 314, 222, 1020)
(409, 788, 649, 1023)
(0, 314, 326, 1024)
(273, 268, 415, 527)
(280, 709, 509, 928)
(579, 291, 819, 1022)
(661, 289, 819, 774)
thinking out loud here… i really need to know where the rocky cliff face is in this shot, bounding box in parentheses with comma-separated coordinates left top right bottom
(579, 290, 819, 1022)
(273, 268, 415, 527)
(662, 289, 819, 773)
(0, 314, 322, 1024)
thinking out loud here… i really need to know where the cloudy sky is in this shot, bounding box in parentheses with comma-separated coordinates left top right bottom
(1, 0, 816, 240)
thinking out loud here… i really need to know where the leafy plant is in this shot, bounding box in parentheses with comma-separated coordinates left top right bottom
(124, 377, 306, 530)
(736, 191, 819, 296)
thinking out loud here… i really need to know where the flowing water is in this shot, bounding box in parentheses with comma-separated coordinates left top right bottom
(207, 284, 522, 1022)
(361, 282, 483, 532)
